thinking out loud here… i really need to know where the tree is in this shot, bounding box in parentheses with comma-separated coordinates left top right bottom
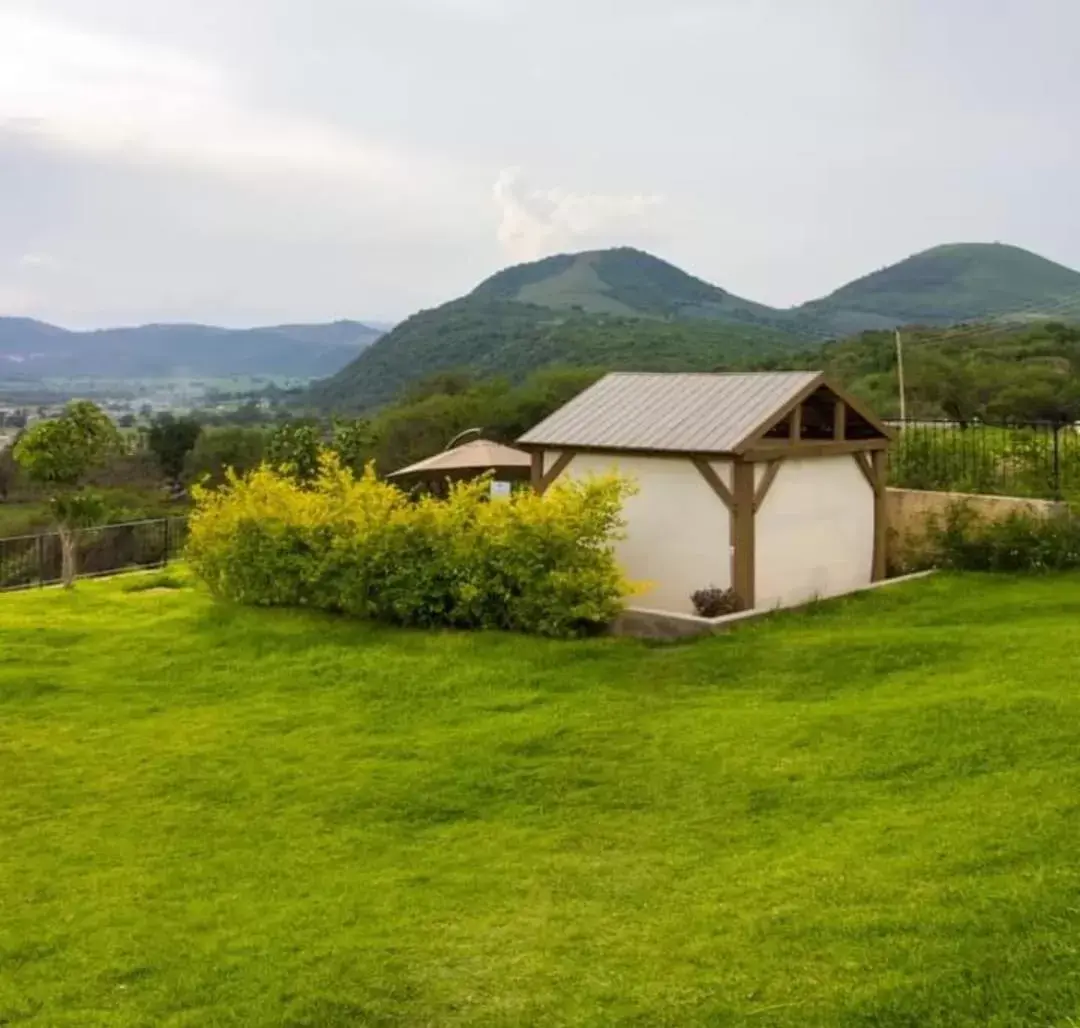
(330, 418, 373, 476)
(266, 420, 322, 484)
(0, 434, 20, 501)
(14, 401, 121, 588)
(147, 414, 202, 498)
(185, 426, 266, 486)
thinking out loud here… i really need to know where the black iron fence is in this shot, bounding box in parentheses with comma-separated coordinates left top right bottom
(888, 420, 1079, 502)
(0, 516, 188, 592)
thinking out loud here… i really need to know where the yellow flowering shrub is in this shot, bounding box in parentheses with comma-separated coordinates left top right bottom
(186, 454, 633, 637)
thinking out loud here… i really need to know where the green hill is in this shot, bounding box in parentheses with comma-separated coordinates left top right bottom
(801, 243, 1080, 330)
(470, 247, 796, 328)
(309, 242, 1080, 412)
(308, 298, 807, 412)
(309, 247, 817, 412)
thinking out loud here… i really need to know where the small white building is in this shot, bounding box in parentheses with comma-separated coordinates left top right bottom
(518, 371, 892, 614)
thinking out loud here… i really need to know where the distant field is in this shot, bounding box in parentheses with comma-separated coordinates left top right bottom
(0, 375, 311, 405)
(0, 489, 181, 539)
(3, 573, 1080, 1025)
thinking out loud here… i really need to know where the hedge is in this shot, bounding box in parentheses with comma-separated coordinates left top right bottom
(186, 455, 634, 638)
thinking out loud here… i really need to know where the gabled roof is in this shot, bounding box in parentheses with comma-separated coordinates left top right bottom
(388, 438, 531, 479)
(518, 371, 849, 455)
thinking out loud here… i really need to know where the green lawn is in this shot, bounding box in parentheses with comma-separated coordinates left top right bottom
(2, 573, 1080, 1026)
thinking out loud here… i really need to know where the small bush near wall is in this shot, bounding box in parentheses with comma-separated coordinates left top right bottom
(186, 455, 633, 638)
(690, 586, 741, 618)
(924, 502, 1080, 572)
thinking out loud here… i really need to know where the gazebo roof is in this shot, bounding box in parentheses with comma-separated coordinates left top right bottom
(517, 371, 890, 455)
(387, 438, 532, 479)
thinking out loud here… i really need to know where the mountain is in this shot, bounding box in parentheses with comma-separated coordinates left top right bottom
(310, 242, 1080, 412)
(0, 319, 383, 379)
(308, 299, 807, 412)
(469, 247, 804, 330)
(799, 243, 1080, 334)
(309, 248, 826, 411)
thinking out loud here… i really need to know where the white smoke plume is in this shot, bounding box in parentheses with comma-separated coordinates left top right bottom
(494, 167, 664, 261)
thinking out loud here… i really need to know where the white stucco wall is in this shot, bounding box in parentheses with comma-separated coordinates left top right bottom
(547, 451, 731, 614)
(755, 455, 874, 609)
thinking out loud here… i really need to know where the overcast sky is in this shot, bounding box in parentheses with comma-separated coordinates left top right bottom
(1, 0, 1078, 328)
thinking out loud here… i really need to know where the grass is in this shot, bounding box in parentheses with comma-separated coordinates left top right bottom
(3, 572, 1080, 1025)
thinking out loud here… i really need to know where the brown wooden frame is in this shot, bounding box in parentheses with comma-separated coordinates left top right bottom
(731, 459, 756, 609)
(851, 452, 887, 581)
(531, 450, 575, 494)
(692, 457, 733, 511)
(754, 460, 783, 513)
(735, 374, 892, 455)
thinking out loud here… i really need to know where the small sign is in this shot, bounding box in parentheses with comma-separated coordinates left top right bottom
(490, 480, 512, 500)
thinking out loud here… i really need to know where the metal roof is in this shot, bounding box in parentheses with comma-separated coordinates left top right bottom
(388, 438, 532, 479)
(517, 371, 825, 454)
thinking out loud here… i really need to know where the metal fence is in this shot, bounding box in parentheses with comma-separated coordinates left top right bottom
(888, 420, 1079, 502)
(0, 516, 188, 592)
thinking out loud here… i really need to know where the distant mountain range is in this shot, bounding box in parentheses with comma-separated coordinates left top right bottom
(0, 318, 384, 379)
(311, 242, 1080, 411)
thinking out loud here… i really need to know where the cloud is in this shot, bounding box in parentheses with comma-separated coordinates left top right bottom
(0, 10, 427, 187)
(18, 253, 58, 269)
(494, 167, 665, 261)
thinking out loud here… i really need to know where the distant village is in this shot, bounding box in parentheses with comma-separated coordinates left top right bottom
(0, 387, 281, 452)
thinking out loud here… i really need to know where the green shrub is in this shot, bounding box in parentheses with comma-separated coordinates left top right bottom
(924, 502, 1080, 572)
(186, 456, 633, 638)
(690, 586, 741, 618)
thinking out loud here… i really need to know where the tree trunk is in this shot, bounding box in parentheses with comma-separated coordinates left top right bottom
(58, 525, 78, 589)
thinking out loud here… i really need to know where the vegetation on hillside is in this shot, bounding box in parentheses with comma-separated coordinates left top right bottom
(803, 242, 1080, 328)
(470, 247, 787, 326)
(5, 573, 1080, 1023)
(308, 298, 806, 412)
(310, 243, 1080, 413)
(805, 320, 1080, 421)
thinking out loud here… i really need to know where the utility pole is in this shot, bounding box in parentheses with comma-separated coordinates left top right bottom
(895, 328, 907, 422)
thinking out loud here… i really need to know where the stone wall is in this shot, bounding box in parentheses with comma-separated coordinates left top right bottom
(886, 488, 1067, 568)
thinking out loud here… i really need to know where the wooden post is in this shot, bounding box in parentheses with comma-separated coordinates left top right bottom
(871, 449, 887, 582)
(833, 400, 846, 441)
(790, 404, 802, 442)
(732, 459, 756, 610)
(530, 451, 543, 493)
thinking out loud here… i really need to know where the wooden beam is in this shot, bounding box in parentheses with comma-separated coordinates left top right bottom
(732, 459, 755, 610)
(828, 380, 895, 442)
(753, 460, 783, 513)
(538, 451, 574, 494)
(790, 403, 802, 442)
(871, 449, 888, 582)
(692, 457, 734, 512)
(733, 374, 893, 453)
(530, 451, 543, 493)
(744, 438, 889, 461)
(852, 452, 875, 493)
(834, 399, 846, 441)
(733, 372, 827, 452)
